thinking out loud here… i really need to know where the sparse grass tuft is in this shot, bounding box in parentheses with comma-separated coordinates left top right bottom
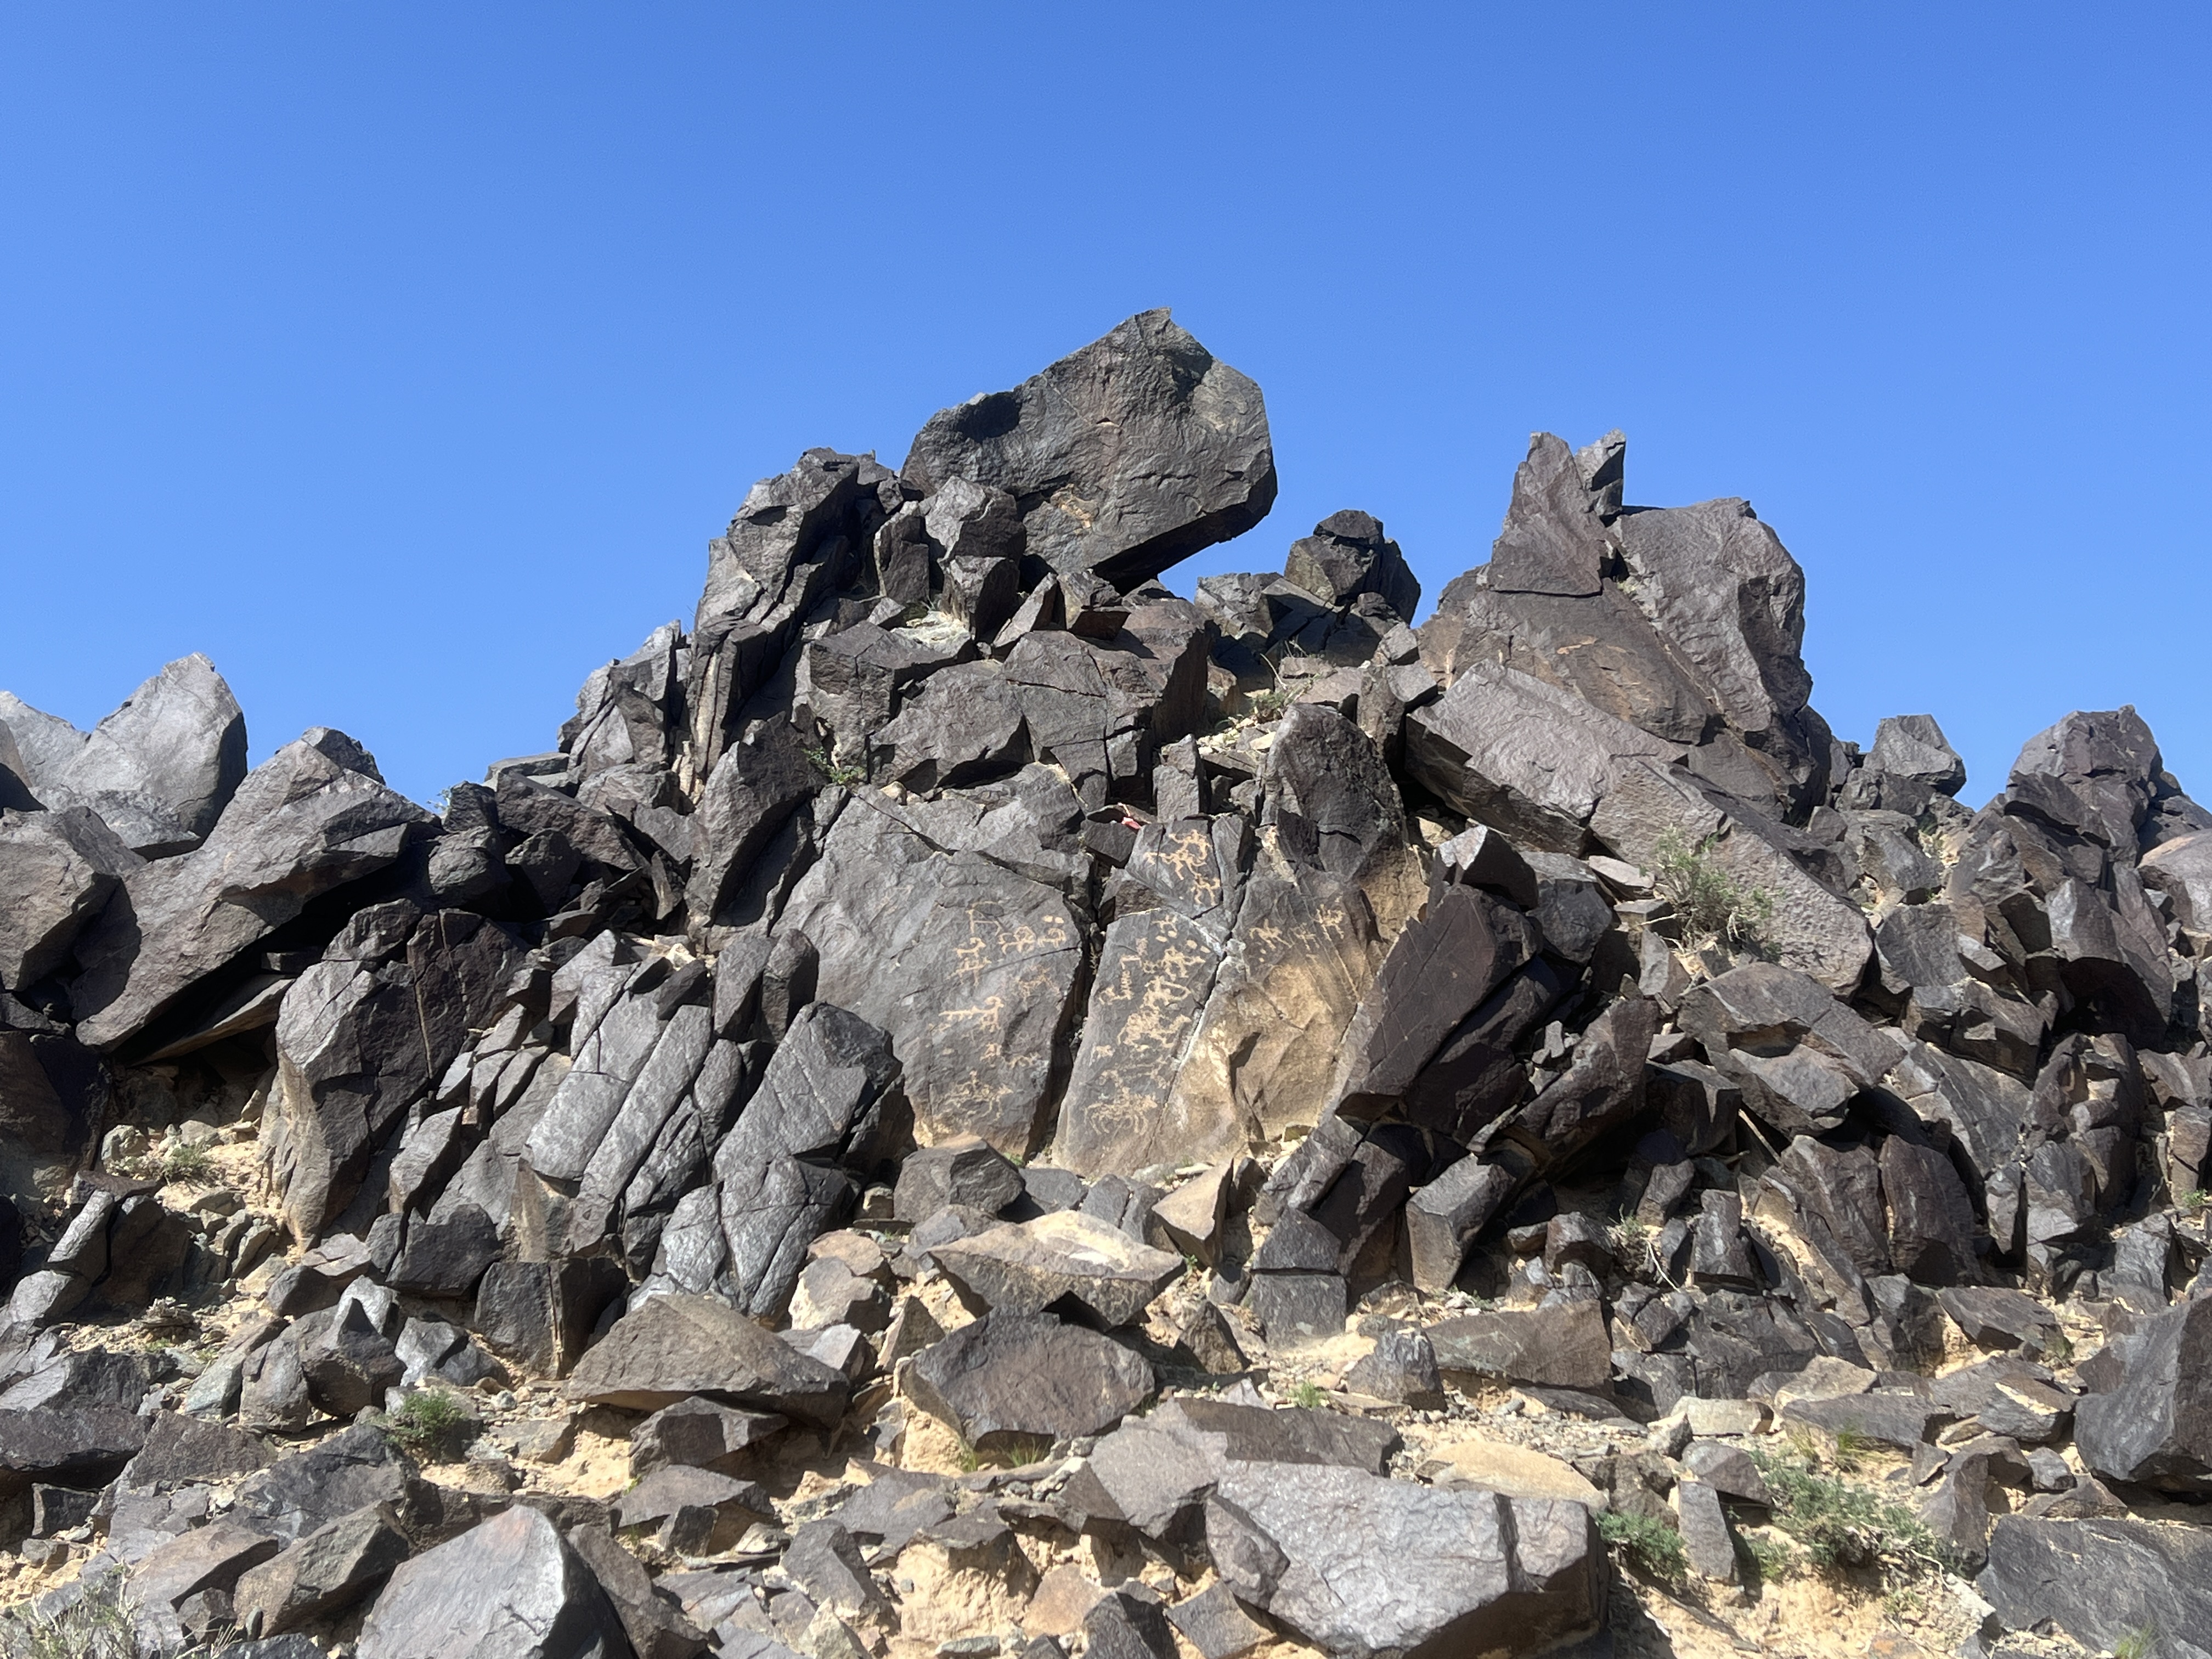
(1828, 1424, 1871, 1472)
(1599, 1509, 1686, 1583)
(1748, 1446, 1949, 1584)
(1652, 828, 1775, 950)
(1246, 686, 1289, 723)
(2114, 1626, 2157, 1659)
(159, 1142, 217, 1187)
(1605, 1212, 1653, 1268)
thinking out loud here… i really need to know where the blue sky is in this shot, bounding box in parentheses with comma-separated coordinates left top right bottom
(3, 6, 2207, 810)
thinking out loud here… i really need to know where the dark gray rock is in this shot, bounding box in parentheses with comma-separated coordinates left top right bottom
(1084, 1588, 1177, 1659)
(1871, 715, 1966, 796)
(356, 1504, 630, 1659)
(2074, 1294, 2212, 1493)
(474, 1257, 629, 1381)
(566, 1520, 709, 1659)
(71, 729, 436, 1053)
(1405, 1157, 1517, 1293)
(893, 1136, 1025, 1224)
(120, 1411, 269, 1490)
(1427, 1300, 1612, 1390)
(901, 310, 1276, 590)
(710, 1002, 902, 1318)
(905, 1311, 1152, 1450)
(1165, 1583, 1270, 1659)
(1332, 884, 1537, 1120)
(1979, 1516, 2212, 1656)
(128, 1520, 281, 1617)
(1205, 1461, 1603, 1659)
(0, 1404, 145, 1496)
(629, 1398, 786, 1479)
(685, 719, 817, 925)
(1343, 1328, 1444, 1409)
(1486, 434, 1612, 599)
(1938, 1286, 2060, 1355)
(1284, 511, 1419, 620)
(776, 799, 1081, 1154)
(268, 905, 520, 1239)
(1508, 997, 1661, 1165)
(0, 806, 139, 991)
(234, 1501, 412, 1637)
(233, 1425, 420, 1543)
(617, 1465, 772, 1553)
(1779, 1391, 1953, 1454)
(0, 654, 247, 853)
(561, 1291, 848, 1427)
(1678, 963, 1894, 1137)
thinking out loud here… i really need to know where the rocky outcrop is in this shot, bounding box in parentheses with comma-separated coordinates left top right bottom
(3, 312, 2210, 1659)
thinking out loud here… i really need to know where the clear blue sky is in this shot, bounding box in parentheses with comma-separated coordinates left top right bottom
(4, 7, 2207, 810)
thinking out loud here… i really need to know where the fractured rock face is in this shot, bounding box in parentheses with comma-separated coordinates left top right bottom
(70, 730, 437, 1054)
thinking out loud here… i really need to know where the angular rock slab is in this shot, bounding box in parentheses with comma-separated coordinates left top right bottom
(1426, 1300, 1612, 1391)
(1979, 1516, 2212, 1657)
(2074, 1294, 2212, 1493)
(563, 1292, 849, 1427)
(356, 1505, 630, 1659)
(905, 1311, 1153, 1450)
(711, 1002, 902, 1319)
(70, 729, 436, 1052)
(777, 798, 1083, 1155)
(901, 309, 1277, 590)
(1207, 1461, 1604, 1659)
(932, 1210, 1183, 1328)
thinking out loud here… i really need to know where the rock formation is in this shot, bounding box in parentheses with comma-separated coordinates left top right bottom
(0, 307, 2206, 1658)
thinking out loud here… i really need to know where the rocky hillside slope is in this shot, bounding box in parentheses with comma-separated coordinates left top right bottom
(0, 309, 2207, 1659)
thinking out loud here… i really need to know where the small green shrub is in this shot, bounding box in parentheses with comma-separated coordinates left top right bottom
(1828, 1424, 1870, 1471)
(386, 1389, 468, 1453)
(159, 1142, 217, 1187)
(1598, 1509, 1686, 1583)
(1652, 828, 1775, 949)
(1290, 1380, 1326, 1410)
(2113, 1626, 2157, 1659)
(1246, 686, 1289, 722)
(1748, 1447, 1949, 1582)
(2177, 1189, 2208, 1216)
(802, 744, 866, 788)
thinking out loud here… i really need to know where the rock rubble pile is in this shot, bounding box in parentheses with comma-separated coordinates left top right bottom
(0, 308, 2208, 1659)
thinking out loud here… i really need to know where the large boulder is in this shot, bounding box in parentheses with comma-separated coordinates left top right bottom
(904, 1311, 1152, 1451)
(69, 729, 436, 1054)
(901, 309, 1276, 590)
(356, 1505, 630, 1659)
(2074, 1294, 2212, 1493)
(1979, 1516, 2212, 1657)
(1205, 1461, 1604, 1659)
(0, 807, 139, 991)
(562, 1292, 848, 1428)
(0, 653, 247, 854)
(266, 905, 522, 1241)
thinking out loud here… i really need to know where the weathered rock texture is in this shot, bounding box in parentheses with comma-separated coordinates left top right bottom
(0, 312, 2207, 1659)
